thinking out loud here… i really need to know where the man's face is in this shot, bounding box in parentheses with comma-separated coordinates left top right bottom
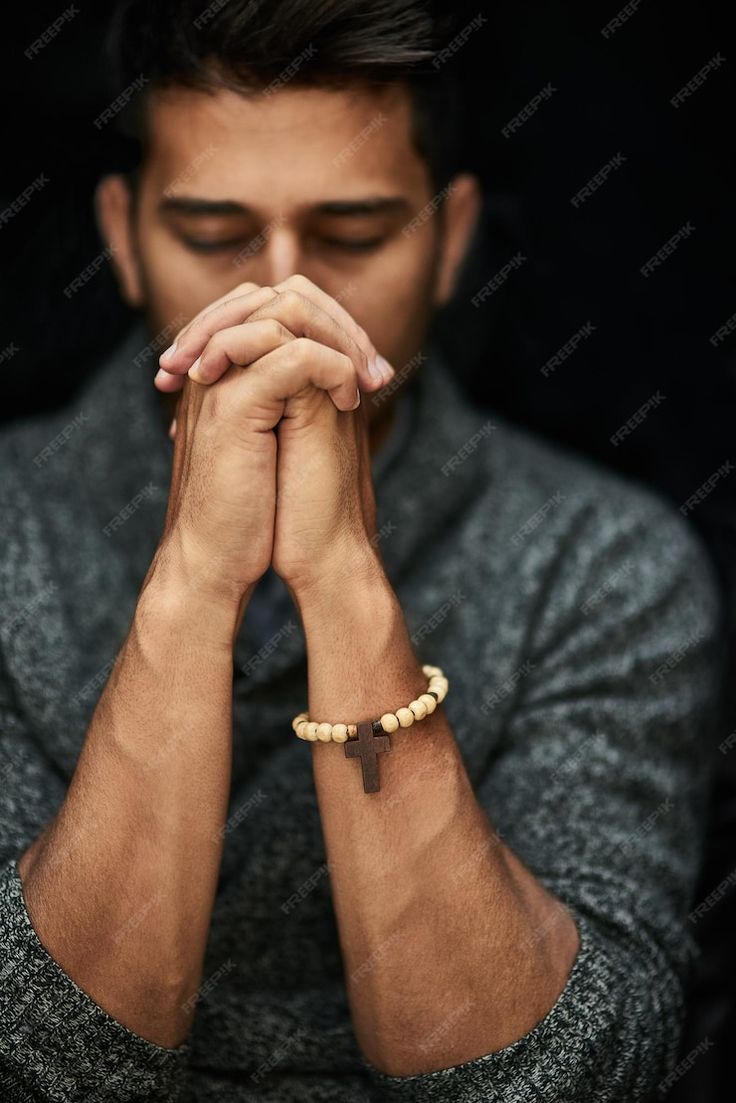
(105, 80, 477, 419)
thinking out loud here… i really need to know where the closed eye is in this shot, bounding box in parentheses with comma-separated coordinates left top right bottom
(179, 235, 388, 255)
(318, 236, 387, 253)
(181, 237, 249, 253)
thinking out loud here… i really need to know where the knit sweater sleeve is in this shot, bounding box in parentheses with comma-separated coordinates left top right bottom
(364, 491, 723, 1102)
(0, 653, 189, 1102)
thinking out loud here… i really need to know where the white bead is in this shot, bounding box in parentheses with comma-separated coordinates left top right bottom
(422, 664, 443, 677)
(297, 721, 309, 740)
(408, 699, 427, 721)
(305, 722, 320, 741)
(380, 712, 400, 733)
(316, 722, 333, 742)
(418, 693, 437, 714)
(331, 723, 348, 742)
(429, 680, 448, 695)
(432, 683, 447, 703)
(396, 707, 415, 728)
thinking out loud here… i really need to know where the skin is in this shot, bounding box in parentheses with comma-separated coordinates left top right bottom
(17, 80, 580, 1073)
(97, 81, 476, 447)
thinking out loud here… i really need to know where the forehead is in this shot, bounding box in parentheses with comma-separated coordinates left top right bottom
(144, 81, 430, 205)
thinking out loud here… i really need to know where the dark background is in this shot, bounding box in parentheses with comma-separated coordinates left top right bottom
(1, 1, 734, 1098)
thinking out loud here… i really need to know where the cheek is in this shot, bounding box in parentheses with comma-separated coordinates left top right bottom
(137, 222, 243, 329)
(347, 240, 438, 358)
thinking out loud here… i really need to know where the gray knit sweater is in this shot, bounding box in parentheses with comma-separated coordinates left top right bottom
(0, 321, 723, 1101)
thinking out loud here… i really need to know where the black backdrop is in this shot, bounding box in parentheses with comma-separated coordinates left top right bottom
(1, 2, 734, 1098)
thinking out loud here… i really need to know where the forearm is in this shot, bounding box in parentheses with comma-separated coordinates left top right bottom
(17, 547, 245, 1048)
(296, 566, 580, 1077)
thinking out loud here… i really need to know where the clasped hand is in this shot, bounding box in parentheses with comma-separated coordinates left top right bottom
(151, 274, 396, 608)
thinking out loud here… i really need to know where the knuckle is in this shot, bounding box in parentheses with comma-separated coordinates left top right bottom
(289, 336, 312, 365)
(285, 273, 313, 294)
(263, 317, 291, 343)
(205, 331, 226, 356)
(278, 288, 305, 315)
(197, 298, 233, 334)
(199, 297, 228, 322)
(200, 301, 224, 323)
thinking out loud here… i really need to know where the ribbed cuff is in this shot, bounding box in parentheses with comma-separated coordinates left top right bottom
(356, 912, 672, 1102)
(0, 859, 188, 1102)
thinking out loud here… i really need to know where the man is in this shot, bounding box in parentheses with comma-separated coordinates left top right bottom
(0, 1, 724, 1100)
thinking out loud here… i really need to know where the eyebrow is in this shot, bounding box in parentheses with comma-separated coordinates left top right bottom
(158, 196, 412, 217)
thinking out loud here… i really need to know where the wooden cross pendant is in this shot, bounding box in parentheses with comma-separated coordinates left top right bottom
(344, 720, 391, 793)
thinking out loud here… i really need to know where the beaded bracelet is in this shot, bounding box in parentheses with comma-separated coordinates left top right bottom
(291, 664, 449, 793)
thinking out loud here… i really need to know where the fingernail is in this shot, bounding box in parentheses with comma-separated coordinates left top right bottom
(160, 340, 177, 364)
(368, 357, 383, 382)
(351, 387, 361, 409)
(188, 356, 204, 381)
(375, 355, 394, 383)
(154, 367, 172, 385)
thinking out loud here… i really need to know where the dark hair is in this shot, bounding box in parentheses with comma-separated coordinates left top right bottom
(106, 0, 465, 193)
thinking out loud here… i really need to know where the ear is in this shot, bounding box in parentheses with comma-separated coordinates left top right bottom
(94, 174, 145, 307)
(433, 173, 482, 307)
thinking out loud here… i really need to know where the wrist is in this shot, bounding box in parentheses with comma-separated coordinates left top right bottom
(137, 542, 253, 653)
(287, 540, 391, 623)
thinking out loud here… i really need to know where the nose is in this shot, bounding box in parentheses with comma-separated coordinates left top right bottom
(252, 223, 303, 285)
